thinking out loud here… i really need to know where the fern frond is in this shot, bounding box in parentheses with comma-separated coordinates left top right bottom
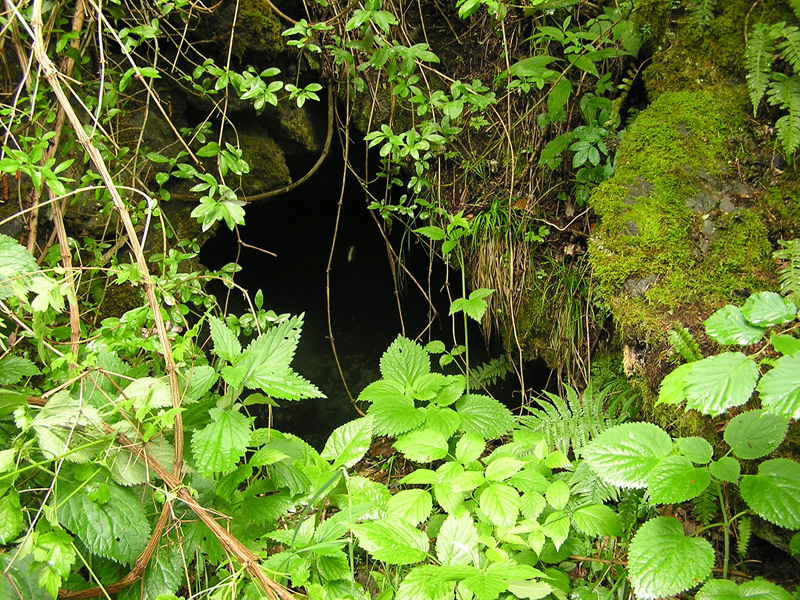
(667, 323, 703, 362)
(767, 74, 800, 159)
(687, 0, 717, 38)
(773, 238, 800, 304)
(745, 22, 779, 114)
(787, 0, 800, 22)
(470, 355, 513, 387)
(737, 516, 753, 559)
(778, 25, 800, 74)
(691, 479, 719, 527)
(569, 460, 620, 504)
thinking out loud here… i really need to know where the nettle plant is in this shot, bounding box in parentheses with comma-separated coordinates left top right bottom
(583, 275, 800, 598)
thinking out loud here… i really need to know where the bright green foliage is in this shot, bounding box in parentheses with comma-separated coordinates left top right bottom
(450, 288, 494, 322)
(774, 238, 800, 304)
(739, 459, 800, 529)
(667, 323, 702, 362)
(704, 306, 767, 345)
(321, 415, 373, 469)
(191, 407, 253, 475)
(350, 520, 428, 564)
(627, 517, 714, 600)
(696, 578, 792, 600)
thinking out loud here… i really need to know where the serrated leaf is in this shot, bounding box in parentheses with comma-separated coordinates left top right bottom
(394, 428, 448, 462)
(756, 353, 800, 419)
(400, 468, 437, 485)
(369, 398, 426, 436)
(455, 394, 514, 438)
(742, 291, 797, 326)
(520, 492, 546, 520)
(685, 353, 759, 415)
(108, 425, 174, 486)
(117, 377, 172, 412)
(395, 565, 469, 600)
(479, 483, 520, 527)
(506, 581, 553, 600)
(542, 511, 570, 549)
(180, 365, 218, 404)
(58, 478, 150, 566)
(387, 489, 433, 526)
(709, 457, 741, 483)
(455, 433, 485, 464)
(0, 355, 40, 385)
(647, 456, 710, 504)
(433, 375, 466, 407)
(677, 437, 713, 464)
(485, 457, 524, 482)
(0, 489, 23, 544)
(351, 520, 428, 564)
(628, 516, 714, 600)
(208, 315, 241, 363)
(545, 480, 569, 510)
(424, 405, 460, 439)
(117, 542, 185, 600)
(436, 511, 478, 565)
(462, 571, 507, 600)
(33, 391, 108, 463)
(583, 422, 673, 488)
(321, 415, 373, 469)
(771, 333, 800, 355)
(704, 305, 766, 345)
(724, 409, 789, 460)
(657, 362, 692, 405)
(380, 336, 431, 389)
(572, 504, 622, 537)
(32, 529, 76, 598)
(739, 458, 800, 529)
(0, 233, 38, 300)
(450, 289, 493, 323)
(191, 407, 252, 475)
(696, 577, 792, 600)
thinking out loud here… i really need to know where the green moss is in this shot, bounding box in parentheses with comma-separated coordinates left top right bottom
(589, 89, 777, 342)
(234, 0, 286, 60)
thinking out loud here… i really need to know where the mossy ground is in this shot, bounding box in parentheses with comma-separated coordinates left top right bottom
(588, 88, 778, 344)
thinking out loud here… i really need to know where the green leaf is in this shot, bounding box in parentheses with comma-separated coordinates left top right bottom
(197, 141, 221, 157)
(394, 428, 448, 462)
(684, 353, 759, 415)
(696, 578, 792, 600)
(32, 529, 76, 598)
(424, 405, 460, 438)
(0, 489, 23, 544)
(506, 581, 553, 600)
(677, 437, 713, 464)
(208, 315, 241, 363)
(0, 355, 40, 385)
(415, 225, 445, 241)
(657, 362, 692, 405)
(771, 333, 800, 355)
(791, 532, 800, 557)
(455, 433, 485, 464)
(351, 520, 428, 564)
(583, 422, 673, 488)
(545, 480, 569, 510)
(724, 409, 789, 460)
(387, 489, 433, 526)
(0, 552, 44, 600)
(321, 415, 373, 469)
(572, 504, 623, 537)
(33, 391, 108, 463)
(455, 394, 514, 438)
(436, 511, 478, 566)
(117, 543, 185, 600)
(485, 457, 524, 482)
(628, 516, 714, 600)
(191, 407, 252, 475)
(647, 456, 711, 503)
(542, 511, 570, 549)
(179, 365, 218, 404)
(479, 482, 520, 527)
(380, 336, 431, 389)
(462, 570, 508, 600)
(450, 289, 494, 322)
(739, 458, 800, 529)
(0, 233, 38, 300)
(742, 291, 797, 326)
(58, 478, 150, 566)
(117, 377, 172, 412)
(704, 305, 766, 345)
(757, 354, 800, 418)
(709, 457, 741, 483)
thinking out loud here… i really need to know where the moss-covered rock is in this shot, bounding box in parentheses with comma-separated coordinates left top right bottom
(589, 88, 778, 343)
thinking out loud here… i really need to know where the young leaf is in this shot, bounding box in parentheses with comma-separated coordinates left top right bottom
(350, 520, 428, 564)
(387, 489, 433, 526)
(0, 233, 38, 300)
(369, 395, 427, 435)
(704, 306, 766, 345)
(436, 511, 479, 566)
(450, 288, 494, 323)
(741, 291, 797, 326)
(424, 405, 460, 439)
(58, 478, 150, 566)
(771, 333, 800, 356)
(756, 353, 800, 419)
(208, 315, 241, 363)
(677, 437, 713, 464)
(545, 480, 570, 511)
(657, 362, 692, 405)
(708, 457, 741, 483)
(0, 489, 23, 544)
(321, 415, 373, 470)
(684, 353, 759, 415)
(455, 394, 514, 438)
(696, 578, 792, 600)
(0, 355, 40, 385)
(479, 482, 520, 527)
(647, 456, 711, 504)
(394, 428, 448, 462)
(572, 504, 623, 537)
(485, 457, 524, 482)
(739, 458, 800, 529)
(191, 407, 252, 475)
(668, 324, 703, 362)
(455, 433, 486, 464)
(723, 409, 790, 460)
(32, 529, 76, 599)
(627, 517, 714, 600)
(583, 422, 673, 488)
(380, 336, 431, 389)
(542, 511, 570, 549)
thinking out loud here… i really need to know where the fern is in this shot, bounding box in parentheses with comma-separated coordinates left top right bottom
(745, 22, 779, 114)
(519, 383, 620, 457)
(773, 238, 800, 304)
(737, 516, 753, 559)
(667, 323, 703, 363)
(569, 460, 620, 504)
(691, 479, 719, 527)
(469, 355, 513, 387)
(779, 25, 800, 73)
(788, 0, 800, 22)
(767, 73, 800, 159)
(687, 0, 717, 38)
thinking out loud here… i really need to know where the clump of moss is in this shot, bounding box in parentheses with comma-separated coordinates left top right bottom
(589, 89, 777, 342)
